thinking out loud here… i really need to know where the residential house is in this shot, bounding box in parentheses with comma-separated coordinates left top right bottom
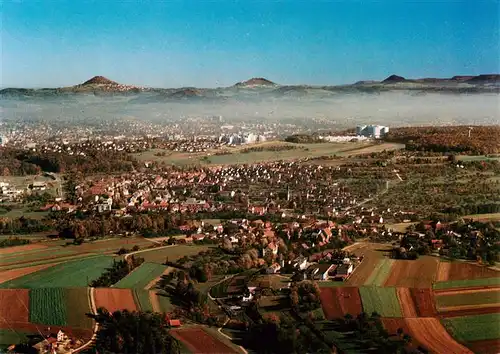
(333, 263, 354, 281)
(307, 264, 336, 281)
(266, 263, 281, 274)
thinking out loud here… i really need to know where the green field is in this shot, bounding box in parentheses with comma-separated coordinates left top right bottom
(358, 286, 402, 317)
(133, 141, 402, 166)
(114, 262, 168, 289)
(139, 245, 211, 264)
(0, 249, 77, 266)
(433, 277, 500, 290)
(30, 288, 67, 326)
(0, 255, 115, 288)
(436, 290, 500, 308)
(65, 288, 93, 329)
(0, 329, 35, 350)
(157, 292, 173, 312)
(442, 313, 500, 342)
(133, 289, 153, 312)
(364, 259, 394, 286)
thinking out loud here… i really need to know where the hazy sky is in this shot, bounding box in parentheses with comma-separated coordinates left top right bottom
(2, 0, 499, 88)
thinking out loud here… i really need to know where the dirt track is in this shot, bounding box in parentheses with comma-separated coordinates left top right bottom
(405, 318, 473, 354)
(396, 288, 418, 317)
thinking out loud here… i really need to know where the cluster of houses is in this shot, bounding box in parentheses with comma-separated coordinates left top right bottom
(7, 329, 84, 354)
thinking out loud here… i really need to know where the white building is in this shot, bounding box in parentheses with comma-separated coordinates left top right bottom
(356, 125, 389, 138)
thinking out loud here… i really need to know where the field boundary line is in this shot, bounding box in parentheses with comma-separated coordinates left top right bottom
(217, 320, 248, 354)
(124, 244, 177, 261)
(438, 302, 500, 312)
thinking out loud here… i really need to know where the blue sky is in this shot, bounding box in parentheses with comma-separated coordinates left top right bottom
(2, 0, 499, 88)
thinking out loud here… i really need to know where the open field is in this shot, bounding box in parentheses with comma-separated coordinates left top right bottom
(156, 292, 173, 313)
(0, 289, 29, 324)
(384, 257, 439, 288)
(0, 329, 34, 350)
(138, 245, 211, 264)
(462, 212, 500, 221)
(133, 289, 153, 312)
(364, 259, 394, 286)
(436, 261, 499, 282)
(319, 287, 362, 319)
(30, 288, 67, 326)
(94, 288, 137, 313)
(170, 327, 239, 354)
(0, 255, 115, 288)
(442, 313, 500, 343)
(0, 243, 48, 255)
(134, 141, 403, 166)
(383, 222, 417, 233)
(380, 318, 423, 350)
(406, 318, 473, 354)
(411, 288, 437, 317)
(344, 243, 391, 286)
(358, 286, 402, 317)
(114, 262, 169, 289)
(466, 339, 500, 354)
(433, 277, 500, 290)
(0, 263, 59, 285)
(435, 288, 500, 309)
(65, 288, 93, 329)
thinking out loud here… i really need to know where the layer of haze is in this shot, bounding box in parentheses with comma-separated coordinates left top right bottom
(2, 1, 499, 88)
(2, 93, 498, 128)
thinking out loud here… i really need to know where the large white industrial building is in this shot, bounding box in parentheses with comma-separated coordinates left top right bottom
(356, 125, 389, 138)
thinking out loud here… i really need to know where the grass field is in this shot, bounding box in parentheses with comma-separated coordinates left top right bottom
(133, 289, 153, 312)
(65, 288, 93, 329)
(157, 293, 174, 313)
(114, 262, 168, 289)
(433, 277, 500, 290)
(436, 290, 500, 308)
(0, 329, 34, 350)
(442, 313, 500, 342)
(139, 245, 211, 264)
(358, 286, 402, 317)
(462, 212, 500, 222)
(30, 288, 67, 326)
(0, 255, 115, 288)
(133, 141, 402, 166)
(364, 259, 394, 286)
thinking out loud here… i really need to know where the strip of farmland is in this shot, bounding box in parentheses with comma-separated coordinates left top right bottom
(433, 277, 500, 290)
(466, 339, 500, 354)
(384, 257, 439, 288)
(133, 289, 153, 312)
(406, 318, 473, 354)
(319, 287, 362, 319)
(65, 288, 93, 329)
(344, 254, 378, 286)
(410, 288, 437, 317)
(0, 255, 115, 288)
(442, 313, 500, 342)
(436, 262, 499, 281)
(114, 262, 168, 289)
(30, 288, 67, 326)
(0, 263, 59, 285)
(396, 288, 418, 317)
(94, 288, 137, 313)
(0, 289, 29, 324)
(170, 327, 239, 354)
(0, 244, 47, 255)
(364, 259, 394, 286)
(436, 289, 500, 308)
(139, 245, 212, 264)
(0, 252, 105, 272)
(359, 286, 402, 317)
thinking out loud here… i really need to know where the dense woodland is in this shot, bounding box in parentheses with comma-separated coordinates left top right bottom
(0, 147, 137, 175)
(86, 309, 180, 354)
(385, 126, 500, 154)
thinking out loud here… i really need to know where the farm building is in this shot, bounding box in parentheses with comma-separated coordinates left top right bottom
(333, 263, 354, 281)
(308, 264, 336, 281)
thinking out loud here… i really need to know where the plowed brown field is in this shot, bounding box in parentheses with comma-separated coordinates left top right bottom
(396, 288, 418, 317)
(171, 327, 238, 354)
(384, 258, 439, 287)
(0, 263, 58, 284)
(381, 318, 423, 350)
(436, 262, 499, 281)
(345, 243, 391, 286)
(149, 291, 161, 312)
(410, 288, 437, 317)
(466, 339, 500, 354)
(406, 318, 473, 354)
(320, 287, 362, 319)
(94, 288, 137, 313)
(0, 289, 29, 324)
(0, 244, 47, 255)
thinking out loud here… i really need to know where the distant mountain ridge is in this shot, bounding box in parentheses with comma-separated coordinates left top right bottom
(1, 74, 499, 99)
